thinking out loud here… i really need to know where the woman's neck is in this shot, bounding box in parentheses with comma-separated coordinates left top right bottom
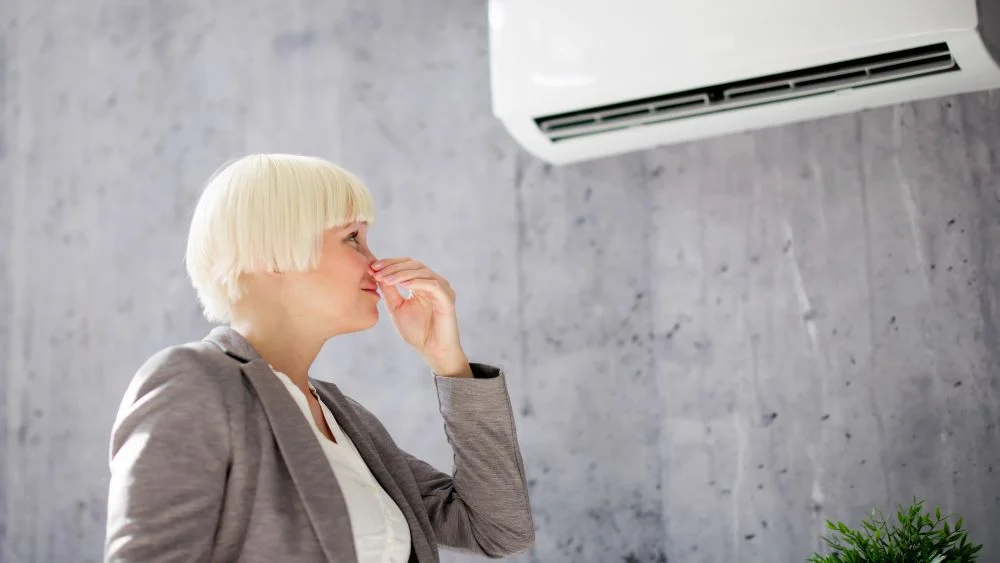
(230, 314, 327, 393)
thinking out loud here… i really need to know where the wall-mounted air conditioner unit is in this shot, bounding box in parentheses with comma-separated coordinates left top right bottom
(488, 0, 1000, 165)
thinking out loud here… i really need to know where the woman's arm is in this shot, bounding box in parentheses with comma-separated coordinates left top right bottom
(415, 363, 535, 557)
(105, 347, 230, 563)
(347, 363, 535, 558)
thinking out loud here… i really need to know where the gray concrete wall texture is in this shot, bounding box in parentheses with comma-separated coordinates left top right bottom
(3, 1, 999, 562)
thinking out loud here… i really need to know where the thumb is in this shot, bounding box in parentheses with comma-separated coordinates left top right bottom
(378, 279, 406, 311)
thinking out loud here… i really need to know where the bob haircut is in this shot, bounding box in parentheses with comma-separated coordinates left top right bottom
(185, 153, 376, 323)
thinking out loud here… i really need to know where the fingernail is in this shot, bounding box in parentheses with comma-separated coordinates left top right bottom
(372, 261, 382, 270)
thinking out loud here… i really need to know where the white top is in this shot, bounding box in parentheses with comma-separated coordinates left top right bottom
(272, 369, 412, 563)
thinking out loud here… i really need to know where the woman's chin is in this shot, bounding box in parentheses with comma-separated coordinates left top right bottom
(356, 307, 380, 331)
(317, 305, 379, 336)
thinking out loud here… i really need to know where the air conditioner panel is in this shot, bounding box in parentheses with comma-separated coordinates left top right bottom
(496, 34, 1000, 165)
(488, 0, 979, 116)
(534, 43, 960, 142)
(490, 1, 1000, 164)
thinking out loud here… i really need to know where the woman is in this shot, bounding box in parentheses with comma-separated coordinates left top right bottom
(104, 154, 535, 562)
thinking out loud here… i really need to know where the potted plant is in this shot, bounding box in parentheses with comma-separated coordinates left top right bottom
(808, 498, 982, 562)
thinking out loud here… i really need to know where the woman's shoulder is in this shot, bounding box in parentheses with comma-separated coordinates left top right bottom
(140, 338, 223, 370)
(110, 339, 236, 465)
(122, 339, 240, 407)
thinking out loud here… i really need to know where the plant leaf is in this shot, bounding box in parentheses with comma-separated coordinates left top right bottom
(806, 499, 983, 563)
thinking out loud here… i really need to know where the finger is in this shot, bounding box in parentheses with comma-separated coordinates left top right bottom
(381, 267, 435, 286)
(370, 257, 412, 274)
(373, 260, 424, 281)
(398, 278, 455, 307)
(377, 279, 406, 311)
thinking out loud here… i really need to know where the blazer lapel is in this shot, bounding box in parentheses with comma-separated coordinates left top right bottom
(204, 327, 358, 563)
(311, 382, 438, 563)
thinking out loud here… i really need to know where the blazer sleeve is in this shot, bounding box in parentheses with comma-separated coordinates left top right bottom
(409, 363, 535, 557)
(104, 346, 231, 563)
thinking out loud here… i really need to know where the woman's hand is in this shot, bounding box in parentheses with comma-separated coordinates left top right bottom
(371, 258, 473, 378)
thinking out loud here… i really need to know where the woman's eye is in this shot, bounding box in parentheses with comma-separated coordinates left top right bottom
(347, 231, 361, 245)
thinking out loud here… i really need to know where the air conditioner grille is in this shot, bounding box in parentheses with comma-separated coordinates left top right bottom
(535, 43, 959, 142)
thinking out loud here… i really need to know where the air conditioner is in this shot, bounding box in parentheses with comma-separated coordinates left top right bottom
(488, 0, 1000, 165)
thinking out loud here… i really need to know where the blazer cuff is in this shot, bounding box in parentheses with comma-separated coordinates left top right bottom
(433, 363, 509, 416)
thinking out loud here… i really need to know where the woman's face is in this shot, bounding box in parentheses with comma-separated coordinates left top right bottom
(283, 222, 381, 336)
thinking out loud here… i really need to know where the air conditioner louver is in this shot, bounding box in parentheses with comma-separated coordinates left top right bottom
(535, 43, 959, 142)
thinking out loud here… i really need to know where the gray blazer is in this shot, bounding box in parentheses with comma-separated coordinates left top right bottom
(104, 326, 535, 562)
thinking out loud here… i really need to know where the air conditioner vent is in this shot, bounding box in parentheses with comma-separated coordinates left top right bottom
(535, 43, 958, 142)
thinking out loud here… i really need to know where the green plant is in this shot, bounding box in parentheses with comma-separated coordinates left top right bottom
(808, 499, 982, 563)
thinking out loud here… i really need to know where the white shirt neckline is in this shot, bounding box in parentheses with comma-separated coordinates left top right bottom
(269, 368, 412, 563)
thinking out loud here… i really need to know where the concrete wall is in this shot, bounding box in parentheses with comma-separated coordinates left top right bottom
(3, 1, 999, 561)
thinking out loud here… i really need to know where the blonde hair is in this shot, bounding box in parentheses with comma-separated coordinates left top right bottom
(185, 153, 376, 323)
